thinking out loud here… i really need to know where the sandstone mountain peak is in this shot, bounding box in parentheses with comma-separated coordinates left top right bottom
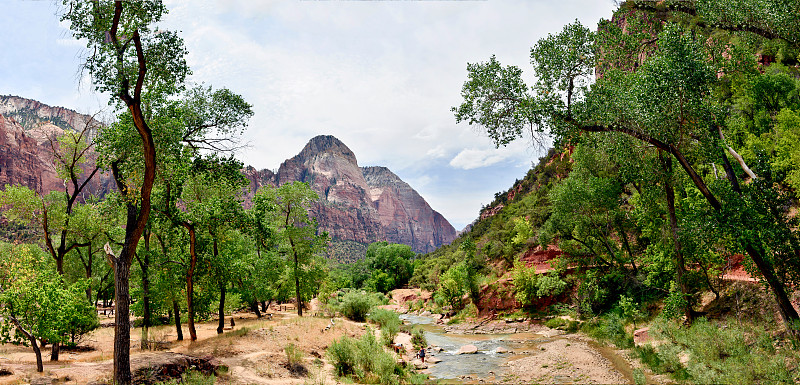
(247, 136, 457, 257)
(297, 135, 358, 165)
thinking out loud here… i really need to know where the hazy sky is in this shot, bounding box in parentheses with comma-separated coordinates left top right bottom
(1, 0, 617, 230)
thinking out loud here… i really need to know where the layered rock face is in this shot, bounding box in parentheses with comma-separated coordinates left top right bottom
(0, 114, 62, 193)
(0, 97, 109, 198)
(0, 95, 98, 137)
(246, 135, 456, 253)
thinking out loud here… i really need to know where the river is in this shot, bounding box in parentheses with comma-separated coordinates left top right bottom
(400, 314, 639, 384)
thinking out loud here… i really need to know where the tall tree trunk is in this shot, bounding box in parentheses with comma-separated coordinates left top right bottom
(173, 299, 183, 341)
(139, 230, 152, 349)
(113, 255, 132, 385)
(185, 224, 198, 341)
(217, 283, 226, 334)
(294, 249, 303, 317)
(662, 153, 693, 324)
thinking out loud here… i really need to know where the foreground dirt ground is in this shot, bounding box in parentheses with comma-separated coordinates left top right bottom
(0, 307, 366, 385)
(0, 290, 668, 384)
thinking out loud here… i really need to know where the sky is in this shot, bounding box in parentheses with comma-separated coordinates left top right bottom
(1, 0, 617, 230)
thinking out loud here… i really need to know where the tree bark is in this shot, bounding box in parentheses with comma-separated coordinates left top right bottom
(10, 315, 43, 372)
(250, 301, 262, 318)
(173, 299, 183, 341)
(294, 246, 303, 317)
(217, 283, 226, 334)
(184, 224, 198, 341)
(113, 255, 132, 385)
(662, 153, 693, 324)
(50, 342, 60, 361)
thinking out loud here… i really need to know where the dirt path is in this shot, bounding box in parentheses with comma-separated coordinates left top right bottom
(0, 309, 363, 385)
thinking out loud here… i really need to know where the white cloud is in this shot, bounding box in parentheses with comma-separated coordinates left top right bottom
(4, 0, 617, 229)
(449, 148, 513, 170)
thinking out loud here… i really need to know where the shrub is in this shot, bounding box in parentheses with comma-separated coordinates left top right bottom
(368, 308, 401, 346)
(327, 331, 408, 385)
(339, 291, 376, 322)
(328, 336, 358, 377)
(513, 261, 567, 306)
(582, 313, 633, 349)
(411, 327, 427, 350)
(155, 369, 216, 385)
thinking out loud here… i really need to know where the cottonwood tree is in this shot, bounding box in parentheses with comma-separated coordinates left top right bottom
(61, 1, 189, 382)
(453, 9, 800, 332)
(257, 182, 329, 316)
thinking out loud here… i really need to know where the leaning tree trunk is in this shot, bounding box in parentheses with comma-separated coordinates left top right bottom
(662, 154, 693, 324)
(578, 122, 800, 336)
(250, 301, 262, 318)
(10, 316, 43, 372)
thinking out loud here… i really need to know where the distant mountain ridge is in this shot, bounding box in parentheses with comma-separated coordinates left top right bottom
(0, 96, 455, 258)
(245, 135, 457, 255)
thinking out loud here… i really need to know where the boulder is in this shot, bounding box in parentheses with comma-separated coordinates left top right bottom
(457, 344, 479, 354)
(634, 327, 651, 346)
(495, 346, 510, 354)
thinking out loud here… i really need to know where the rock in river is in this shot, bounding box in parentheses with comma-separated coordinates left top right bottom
(457, 344, 479, 354)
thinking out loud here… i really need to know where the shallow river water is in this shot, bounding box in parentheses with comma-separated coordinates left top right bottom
(399, 314, 637, 384)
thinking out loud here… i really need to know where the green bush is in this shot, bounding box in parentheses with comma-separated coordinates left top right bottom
(334, 290, 380, 322)
(368, 308, 401, 346)
(327, 331, 408, 385)
(582, 313, 633, 349)
(513, 262, 567, 307)
(155, 369, 216, 385)
(411, 327, 427, 350)
(328, 336, 358, 377)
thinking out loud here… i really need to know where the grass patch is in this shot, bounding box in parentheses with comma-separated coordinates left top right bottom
(285, 343, 307, 376)
(581, 313, 633, 348)
(544, 317, 578, 333)
(155, 369, 216, 385)
(643, 318, 800, 384)
(447, 303, 478, 325)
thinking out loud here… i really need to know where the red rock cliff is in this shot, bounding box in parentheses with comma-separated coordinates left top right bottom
(246, 135, 456, 253)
